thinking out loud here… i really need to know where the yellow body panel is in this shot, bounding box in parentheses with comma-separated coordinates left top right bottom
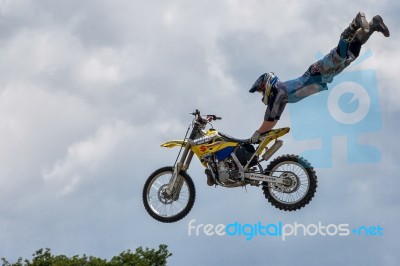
(161, 127, 290, 166)
(161, 140, 187, 148)
(191, 141, 238, 159)
(161, 129, 238, 167)
(256, 127, 290, 155)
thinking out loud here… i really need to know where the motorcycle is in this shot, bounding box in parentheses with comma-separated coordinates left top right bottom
(143, 110, 317, 223)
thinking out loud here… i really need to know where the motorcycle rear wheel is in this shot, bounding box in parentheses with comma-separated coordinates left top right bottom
(262, 154, 317, 211)
(143, 166, 195, 223)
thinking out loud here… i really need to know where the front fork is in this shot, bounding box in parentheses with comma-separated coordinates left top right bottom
(165, 143, 194, 198)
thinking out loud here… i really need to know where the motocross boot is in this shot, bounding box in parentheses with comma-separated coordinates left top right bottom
(354, 15, 390, 44)
(341, 12, 370, 41)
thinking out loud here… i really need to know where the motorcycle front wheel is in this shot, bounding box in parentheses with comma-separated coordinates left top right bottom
(142, 166, 195, 223)
(262, 154, 317, 211)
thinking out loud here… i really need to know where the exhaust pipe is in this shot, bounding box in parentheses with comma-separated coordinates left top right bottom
(262, 140, 283, 161)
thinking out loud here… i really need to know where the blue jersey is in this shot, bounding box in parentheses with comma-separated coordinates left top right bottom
(263, 42, 356, 122)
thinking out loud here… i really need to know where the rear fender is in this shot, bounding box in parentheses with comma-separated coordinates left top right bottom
(256, 127, 290, 155)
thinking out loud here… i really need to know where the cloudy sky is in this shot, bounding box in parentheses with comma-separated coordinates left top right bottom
(0, 0, 399, 265)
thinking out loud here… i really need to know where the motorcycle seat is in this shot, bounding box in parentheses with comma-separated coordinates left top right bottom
(218, 132, 251, 144)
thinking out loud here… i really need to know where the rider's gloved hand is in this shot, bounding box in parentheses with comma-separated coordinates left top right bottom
(250, 130, 261, 144)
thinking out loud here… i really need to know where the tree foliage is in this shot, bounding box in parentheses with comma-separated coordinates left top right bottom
(1, 245, 171, 266)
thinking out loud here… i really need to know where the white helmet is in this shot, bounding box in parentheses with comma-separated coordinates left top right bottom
(249, 72, 279, 105)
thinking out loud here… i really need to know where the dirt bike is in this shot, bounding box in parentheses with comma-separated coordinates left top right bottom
(143, 110, 317, 223)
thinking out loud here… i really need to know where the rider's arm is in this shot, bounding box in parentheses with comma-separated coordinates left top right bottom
(258, 90, 287, 133)
(268, 90, 286, 120)
(257, 120, 278, 133)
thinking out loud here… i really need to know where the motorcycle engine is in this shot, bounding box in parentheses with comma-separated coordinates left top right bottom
(216, 158, 239, 183)
(213, 144, 257, 183)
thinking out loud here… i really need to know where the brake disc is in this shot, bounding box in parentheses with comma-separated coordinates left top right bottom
(270, 171, 299, 193)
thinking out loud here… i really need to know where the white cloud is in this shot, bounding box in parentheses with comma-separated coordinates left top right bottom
(0, 0, 399, 264)
(78, 52, 122, 86)
(42, 120, 135, 195)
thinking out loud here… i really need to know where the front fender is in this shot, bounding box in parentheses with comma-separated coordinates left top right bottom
(161, 140, 188, 148)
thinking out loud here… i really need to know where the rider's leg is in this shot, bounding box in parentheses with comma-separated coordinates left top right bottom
(288, 12, 368, 91)
(358, 15, 390, 42)
(277, 76, 327, 103)
(277, 65, 326, 102)
(299, 12, 369, 81)
(277, 13, 387, 104)
(340, 12, 370, 43)
(292, 83, 326, 100)
(349, 15, 390, 57)
(336, 12, 369, 59)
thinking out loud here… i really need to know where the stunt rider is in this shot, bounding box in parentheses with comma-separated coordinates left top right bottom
(249, 12, 390, 144)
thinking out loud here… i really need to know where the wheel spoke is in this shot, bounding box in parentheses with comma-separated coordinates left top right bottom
(269, 161, 310, 204)
(146, 171, 191, 218)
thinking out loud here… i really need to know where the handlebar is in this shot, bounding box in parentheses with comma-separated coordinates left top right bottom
(208, 115, 222, 121)
(190, 109, 222, 123)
